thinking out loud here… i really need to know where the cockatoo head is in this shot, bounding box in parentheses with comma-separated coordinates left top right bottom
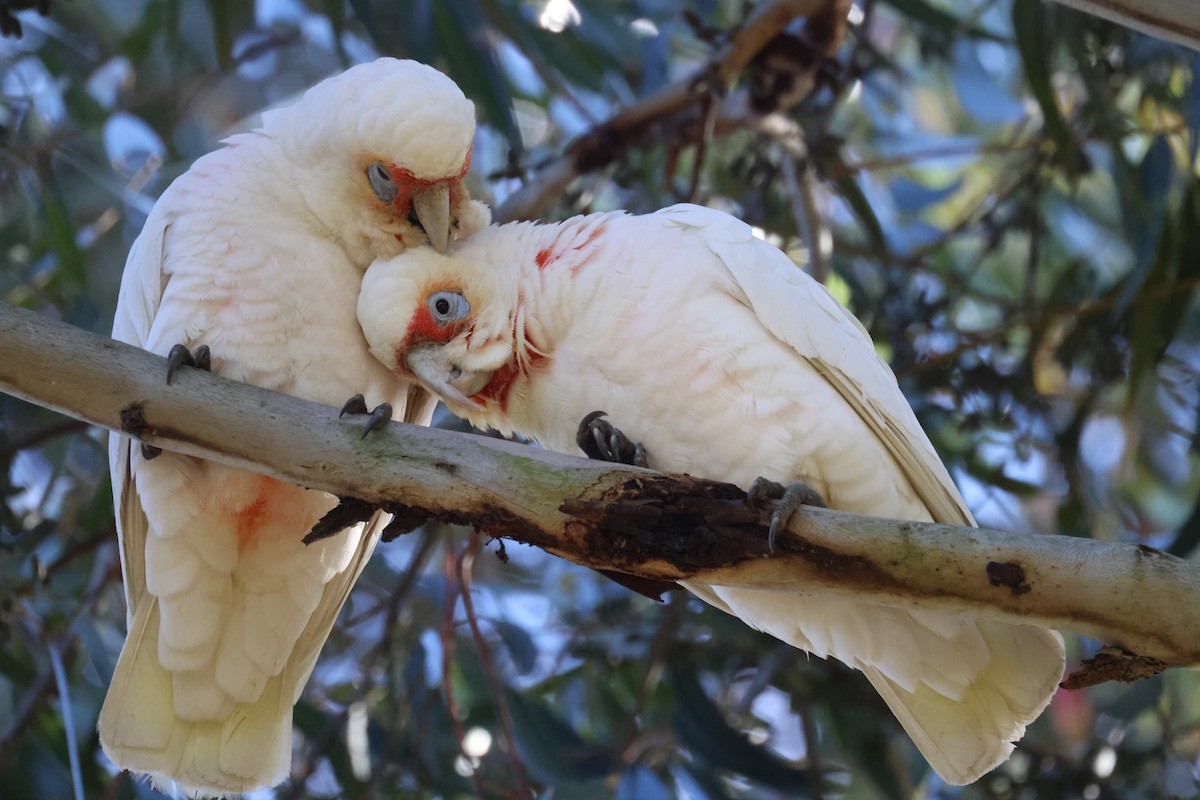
(263, 57, 490, 263)
(358, 239, 522, 411)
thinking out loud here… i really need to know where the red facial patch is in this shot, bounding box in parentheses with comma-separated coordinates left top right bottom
(393, 296, 470, 375)
(387, 146, 473, 217)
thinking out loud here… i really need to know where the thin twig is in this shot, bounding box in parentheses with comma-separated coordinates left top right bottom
(496, 0, 849, 222)
(799, 699, 825, 800)
(282, 527, 441, 800)
(457, 534, 532, 798)
(826, 139, 1043, 180)
(48, 643, 84, 800)
(10, 526, 114, 600)
(2, 418, 88, 455)
(619, 591, 684, 760)
(442, 544, 486, 800)
(0, 554, 119, 769)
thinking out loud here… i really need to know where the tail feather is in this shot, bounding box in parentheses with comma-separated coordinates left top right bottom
(99, 599, 292, 798)
(862, 618, 1064, 784)
(687, 583, 1065, 785)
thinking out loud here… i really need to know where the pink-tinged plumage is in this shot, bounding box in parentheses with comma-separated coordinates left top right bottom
(102, 58, 490, 798)
(356, 204, 1066, 786)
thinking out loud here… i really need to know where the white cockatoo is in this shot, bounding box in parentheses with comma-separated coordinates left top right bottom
(355, 204, 1066, 786)
(101, 58, 490, 797)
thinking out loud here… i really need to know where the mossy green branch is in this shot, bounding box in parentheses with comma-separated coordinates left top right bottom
(0, 300, 1197, 686)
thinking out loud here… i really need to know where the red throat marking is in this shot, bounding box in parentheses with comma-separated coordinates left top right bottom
(475, 318, 548, 414)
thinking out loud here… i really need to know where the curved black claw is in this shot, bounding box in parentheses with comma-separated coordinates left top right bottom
(304, 497, 375, 544)
(361, 403, 393, 438)
(340, 394, 369, 418)
(340, 394, 394, 438)
(165, 343, 212, 385)
(575, 411, 648, 468)
(746, 476, 827, 552)
(140, 442, 162, 460)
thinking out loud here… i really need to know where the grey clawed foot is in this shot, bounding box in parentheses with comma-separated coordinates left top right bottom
(575, 410, 648, 468)
(340, 394, 394, 438)
(746, 476, 827, 552)
(165, 343, 211, 385)
(142, 343, 212, 458)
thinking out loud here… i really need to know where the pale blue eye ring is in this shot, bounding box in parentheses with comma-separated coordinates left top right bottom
(428, 291, 470, 324)
(367, 162, 397, 204)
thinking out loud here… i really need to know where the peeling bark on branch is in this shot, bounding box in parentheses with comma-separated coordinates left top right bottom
(3, 300, 1200, 679)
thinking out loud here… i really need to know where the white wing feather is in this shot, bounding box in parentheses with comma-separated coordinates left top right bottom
(101, 122, 446, 799)
(657, 204, 1064, 784)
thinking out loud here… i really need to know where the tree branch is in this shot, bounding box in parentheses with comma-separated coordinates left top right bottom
(494, 0, 851, 223)
(1051, 0, 1200, 50)
(2, 301, 1198, 679)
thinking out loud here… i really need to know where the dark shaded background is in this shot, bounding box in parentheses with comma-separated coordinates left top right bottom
(1, 1, 1198, 797)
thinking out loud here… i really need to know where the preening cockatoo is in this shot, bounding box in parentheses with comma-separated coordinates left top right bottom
(101, 58, 490, 797)
(355, 204, 1066, 785)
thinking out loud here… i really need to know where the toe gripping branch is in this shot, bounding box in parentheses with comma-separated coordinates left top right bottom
(746, 477, 827, 551)
(304, 497, 430, 545)
(576, 410, 648, 468)
(340, 394, 394, 439)
(165, 343, 211, 385)
(575, 411, 678, 601)
(139, 343, 213, 460)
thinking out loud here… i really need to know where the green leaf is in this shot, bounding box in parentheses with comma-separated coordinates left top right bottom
(884, 0, 1001, 43)
(504, 689, 616, 784)
(321, 0, 348, 62)
(616, 765, 671, 800)
(120, 0, 169, 63)
(835, 175, 888, 254)
(1127, 177, 1200, 404)
(38, 180, 85, 292)
(1169, 491, 1200, 558)
(73, 617, 114, 687)
(434, 1, 522, 153)
(1114, 135, 1174, 318)
(345, 0, 377, 41)
(668, 667, 809, 793)
(1012, 0, 1076, 168)
(488, 619, 538, 675)
(205, 0, 233, 69)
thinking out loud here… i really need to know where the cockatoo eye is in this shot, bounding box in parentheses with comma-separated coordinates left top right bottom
(367, 162, 398, 204)
(428, 291, 470, 324)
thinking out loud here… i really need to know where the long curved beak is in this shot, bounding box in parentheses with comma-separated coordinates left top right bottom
(411, 184, 451, 253)
(404, 344, 486, 409)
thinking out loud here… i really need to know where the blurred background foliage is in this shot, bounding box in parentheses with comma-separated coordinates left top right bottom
(1, 0, 1198, 797)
